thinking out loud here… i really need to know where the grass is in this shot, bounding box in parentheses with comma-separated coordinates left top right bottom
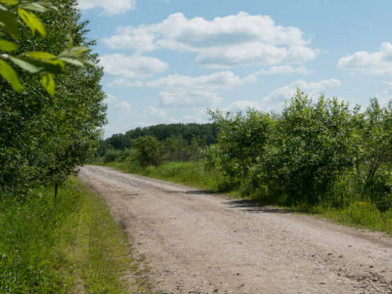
(103, 161, 228, 193)
(97, 160, 392, 237)
(312, 202, 392, 235)
(0, 177, 154, 294)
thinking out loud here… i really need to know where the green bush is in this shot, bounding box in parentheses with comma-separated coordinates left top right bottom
(103, 149, 123, 163)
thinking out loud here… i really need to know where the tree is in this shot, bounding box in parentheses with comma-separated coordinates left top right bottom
(0, 0, 106, 195)
(131, 136, 161, 167)
(209, 109, 272, 186)
(260, 91, 356, 205)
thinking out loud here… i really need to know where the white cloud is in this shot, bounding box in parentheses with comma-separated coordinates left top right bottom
(104, 12, 318, 68)
(100, 54, 168, 79)
(159, 90, 222, 108)
(147, 71, 255, 89)
(221, 78, 341, 114)
(104, 26, 156, 51)
(182, 115, 208, 124)
(113, 101, 132, 115)
(262, 78, 341, 111)
(108, 79, 144, 88)
(78, 0, 135, 15)
(224, 100, 262, 112)
(147, 71, 256, 108)
(146, 106, 168, 119)
(338, 42, 392, 76)
(257, 65, 309, 75)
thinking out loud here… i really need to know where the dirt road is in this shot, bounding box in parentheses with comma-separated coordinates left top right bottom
(79, 165, 392, 294)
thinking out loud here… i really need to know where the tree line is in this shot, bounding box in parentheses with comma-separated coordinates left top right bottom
(99, 123, 218, 155)
(101, 132, 211, 166)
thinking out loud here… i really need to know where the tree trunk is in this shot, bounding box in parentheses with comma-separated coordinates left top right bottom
(54, 183, 58, 200)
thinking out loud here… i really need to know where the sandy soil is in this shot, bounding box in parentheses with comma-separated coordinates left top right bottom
(79, 165, 392, 294)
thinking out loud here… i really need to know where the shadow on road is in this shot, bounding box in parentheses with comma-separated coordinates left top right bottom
(164, 189, 296, 214)
(165, 189, 222, 195)
(224, 200, 295, 214)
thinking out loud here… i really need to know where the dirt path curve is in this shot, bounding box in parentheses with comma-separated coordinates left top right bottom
(79, 165, 392, 294)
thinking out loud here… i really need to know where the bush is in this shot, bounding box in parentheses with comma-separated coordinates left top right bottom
(131, 136, 161, 167)
(103, 149, 122, 163)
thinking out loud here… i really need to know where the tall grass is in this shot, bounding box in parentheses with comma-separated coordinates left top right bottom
(104, 161, 227, 193)
(0, 178, 153, 294)
(317, 202, 392, 235)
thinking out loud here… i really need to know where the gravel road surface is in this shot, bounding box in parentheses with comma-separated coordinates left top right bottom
(79, 165, 392, 294)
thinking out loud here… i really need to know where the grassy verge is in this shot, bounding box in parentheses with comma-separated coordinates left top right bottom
(311, 203, 392, 235)
(102, 161, 228, 193)
(0, 178, 153, 294)
(97, 160, 392, 237)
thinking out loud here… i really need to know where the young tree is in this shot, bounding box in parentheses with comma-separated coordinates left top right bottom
(131, 136, 161, 167)
(209, 109, 272, 186)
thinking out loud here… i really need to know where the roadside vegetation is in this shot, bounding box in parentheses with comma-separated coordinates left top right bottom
(97, 92, 392, 235)
(0, 1, 151, 292)
(0, 178, 153, 294)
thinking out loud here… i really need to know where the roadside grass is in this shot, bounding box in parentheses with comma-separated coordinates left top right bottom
(0, 177, 154, 294)
(310, 203, 392, 235)
(96, 160, 392, 237)
(101, 161, 227, 193)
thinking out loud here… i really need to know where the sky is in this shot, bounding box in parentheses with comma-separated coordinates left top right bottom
(78, 0, 392, 137)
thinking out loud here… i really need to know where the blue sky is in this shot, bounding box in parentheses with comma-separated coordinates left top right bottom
(78, 0, 392, 137)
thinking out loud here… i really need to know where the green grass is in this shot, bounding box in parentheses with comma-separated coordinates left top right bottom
(103, 161, 228, 193)
(311, 202, 392, 235)
(98, 160, 392, 237)
(0, 178, 154, 294)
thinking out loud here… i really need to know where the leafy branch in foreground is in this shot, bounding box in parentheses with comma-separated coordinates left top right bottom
(0, 0, 93, 96)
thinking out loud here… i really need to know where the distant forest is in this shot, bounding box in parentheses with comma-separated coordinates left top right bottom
(99, 123, 218, 155)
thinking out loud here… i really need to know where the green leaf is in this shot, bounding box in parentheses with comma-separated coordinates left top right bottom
(18, 8, 46, 37)
(60, 46, 89, 57)
(0, 10, 18, 37)
(10, 56, 63, 74)
(82, 59, 97, 68)
(0, 0, 18, 7)
(24, 51, 65, 70)
(0, 39, 18, 52)
(0, 59, 24, 92)
(9, 56, 43, 73)
(19, 3, 48, 13)
(41, 73, 55, 97)
(69, 47, 89, 55)
(59, 57, 84, 67)
(25, 51, 56, 60)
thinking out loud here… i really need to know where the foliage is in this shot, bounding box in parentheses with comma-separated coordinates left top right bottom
(355, 98, 392, 210)
(130, 136, 161, 167)
(209, 109, 272, 189)
(207, 91, 392, 209)
(97, 90, 392, 214)
(0, 0, 92, 96)
(0, 0, 106, 195)
(99, 123, 218, 155)
(261, 92, 356, 205)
